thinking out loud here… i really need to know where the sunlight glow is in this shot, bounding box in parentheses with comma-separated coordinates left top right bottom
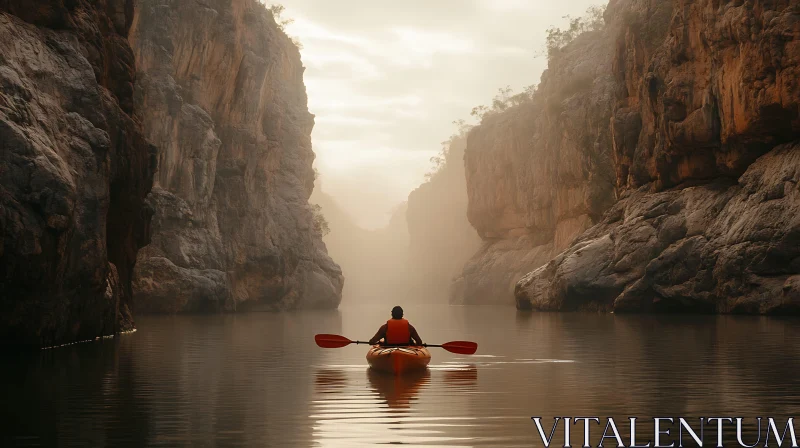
(278, 0, 603, 228)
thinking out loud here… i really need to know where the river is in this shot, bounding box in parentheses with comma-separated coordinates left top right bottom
(2, 305, 800, 447)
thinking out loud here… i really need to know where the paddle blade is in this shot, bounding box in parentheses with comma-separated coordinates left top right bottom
(315, 334, 353, 348)
(441, 341, 478, 355)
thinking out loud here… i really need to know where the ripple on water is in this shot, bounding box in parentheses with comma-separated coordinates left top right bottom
(3, 308, 800, 447)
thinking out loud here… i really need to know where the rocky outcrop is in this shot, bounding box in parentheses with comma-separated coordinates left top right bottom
(0, 0, 156, 346)
(129, 0, 342, 312)
(517, 145, 800, 313)
(455, 26, 619, 304)
(516, 0, 800, 313)
(406, 134, 481, 301)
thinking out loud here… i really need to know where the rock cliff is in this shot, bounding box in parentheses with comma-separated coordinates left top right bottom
(0, 0, 156, 346)
(516, 0, 800, 313)
(517, 145, 800, 313)
(129, 0, 342, 312)
(455, 24, 619, 304)
(406, 134, 481, 301)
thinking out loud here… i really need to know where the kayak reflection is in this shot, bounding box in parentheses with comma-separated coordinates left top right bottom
(367, 368, 431, 409)
(314, 368, 348, 394)
(441, 364, 478, 390)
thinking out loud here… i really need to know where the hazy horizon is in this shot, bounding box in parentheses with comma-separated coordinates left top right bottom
(277, 0, 604, 229)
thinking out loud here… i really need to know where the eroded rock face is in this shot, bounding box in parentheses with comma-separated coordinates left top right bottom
(455, 27, 619, 304)
(129, 0, 342, 312)
(611, 0, 799, 191)
(516, 0, 800, 313)
(0, 0, 156, 346)
(517, 144, 800, 313)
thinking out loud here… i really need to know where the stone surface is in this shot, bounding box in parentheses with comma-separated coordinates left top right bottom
(0, 0, 156, 346)
(129, 0, 342, 312)
(517, 144, 800, 313)
(455, 25, 619, 304)
(515, 0, 800, 313)
(610, 0, 799, 191)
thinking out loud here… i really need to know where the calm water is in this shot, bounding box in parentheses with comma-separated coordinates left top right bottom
(2, 305, 800, 447)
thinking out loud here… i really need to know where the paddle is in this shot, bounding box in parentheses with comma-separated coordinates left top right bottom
(315, 334, 368, 348)
(314, 334, 478, 355)
(423, 341, 478, 355)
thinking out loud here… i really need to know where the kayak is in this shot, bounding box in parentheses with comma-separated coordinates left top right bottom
(366, 345, 431, 374)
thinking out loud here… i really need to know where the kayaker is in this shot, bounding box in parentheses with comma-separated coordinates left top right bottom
(368, 306, 423, 346)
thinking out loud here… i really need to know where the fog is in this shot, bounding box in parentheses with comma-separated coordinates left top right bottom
(280, 0, 604, 228)
(310, 132, 481, 305)
(280, 0, 604, 303)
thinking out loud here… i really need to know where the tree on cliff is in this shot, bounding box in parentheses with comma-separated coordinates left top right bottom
(262, 3, 303, 49)
(467, 5, 604, 124)
(425, 120, 473, 181)
(469, 84, 537, 122)
(310, 168, 330, 237)
(541, 5, 605, 59)
(311, 204, 331, 237)
(266, 4, 293, 30)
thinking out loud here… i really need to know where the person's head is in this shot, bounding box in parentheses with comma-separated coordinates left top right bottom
(391, 306, 403, 319)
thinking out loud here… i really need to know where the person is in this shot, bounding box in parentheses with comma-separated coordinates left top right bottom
(368, 306, 423, 346)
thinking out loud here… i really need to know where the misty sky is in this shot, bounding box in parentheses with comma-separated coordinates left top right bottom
(278, 0, 603, 229)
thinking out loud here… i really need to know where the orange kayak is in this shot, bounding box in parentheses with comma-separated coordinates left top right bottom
(366, 346, 431, 374)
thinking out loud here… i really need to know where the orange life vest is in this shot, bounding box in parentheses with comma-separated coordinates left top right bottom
(385, 318, 411, 345)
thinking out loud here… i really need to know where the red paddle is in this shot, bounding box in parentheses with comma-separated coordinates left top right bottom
(425, 341, 478, 355)
(314, 334, 478, 355)
(315, 334, 367, 348)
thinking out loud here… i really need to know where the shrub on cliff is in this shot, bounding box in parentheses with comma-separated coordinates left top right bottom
(311, 204, 331, 237)
(469, 84, 538, 122)
(542, 5, 605, 60)
(265, 4, 293, 30)
(425, 120, 473, 181)
(466, 5, 605, 124)
(258, 2, 303, 49)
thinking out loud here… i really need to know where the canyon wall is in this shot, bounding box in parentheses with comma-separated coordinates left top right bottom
(516, 0, 800, 313)
(0, 0, 156, 346)
(407, 134, 481, 301)
(312, 134, 478, 304)
(129, 0, 342, 313)
(454, 24, 620, 304)
(310, 187, 409, 303)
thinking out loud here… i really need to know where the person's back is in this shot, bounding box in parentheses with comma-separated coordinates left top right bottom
(369, 306, 423, 346)
(385, 317, 412, 344)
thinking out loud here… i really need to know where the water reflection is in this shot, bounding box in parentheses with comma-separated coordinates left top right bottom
(441, 365, 478, 389)
(2, 307, 800, 446)
(311, 366, 479, 446)
(367, 368, 431, 409)
(315, 368, 348, 394)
